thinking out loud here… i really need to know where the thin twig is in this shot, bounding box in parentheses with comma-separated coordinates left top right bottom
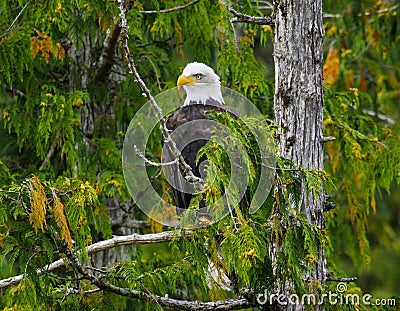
(86, 266, 108, 274)
(348, 39, 375, 64)
(141, 54, 162, 90)
(336, 122, 389, 149)
(326, 276, 357, 282)
(84, 288, 102, 295)
(140, 0, 199, 14)
(0, 1, 31, 39)
(226, 6, 274, 26)
(61, 287, 79, 302)
(60, 286, 102, 301)
(323, 4, 398, 18)
(40, 132, 60, 170)
(133, 144, 178, 167)
(362, 109, 395, 125)
(118, 0, 203, 189)
(226, 195, 239, 231)
(133, 166, 163, 204)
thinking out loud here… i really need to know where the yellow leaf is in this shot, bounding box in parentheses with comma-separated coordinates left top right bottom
(30, 30, 65, 63)
(359, 76, 367, 92)
(29, 175, 48, 234)
(326, 140, 340, 173)
(55, 43, 65, 61)
(345, 69, 354, 90)
(370, 195, 376, 214)
(53, 196, 73, 251)
(323, 49, 340, 84)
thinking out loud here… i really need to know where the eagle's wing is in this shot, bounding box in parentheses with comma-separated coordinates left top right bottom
(163, 102, 240, 214)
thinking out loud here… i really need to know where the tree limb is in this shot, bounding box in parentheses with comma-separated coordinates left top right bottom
(40, 132, 60, 169)
(140, 0, 199, 14)
(95, 25, 123, 82)
(323, 4, 398, 18)
(0, 1, 31, 39)
(326, 276, 357, 282)
(133, 144, 178, 167)
(118, 0, 204, 189)
(0, 224, 247, 310)
(226, 6, 274, 26)
(69, 252, 252, 311)
(362, 109, 395, 125)
(0, 230, 190, 289)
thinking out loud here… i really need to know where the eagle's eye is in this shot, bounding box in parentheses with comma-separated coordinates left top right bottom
(195, 74, 203, 80)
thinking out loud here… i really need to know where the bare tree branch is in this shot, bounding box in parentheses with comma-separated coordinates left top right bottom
(140, 0, 199, 14)
(348, 39, 375, 64)
(323, 4, 398, 18)
(0, 1, 31, 39)
(4, 85, 27, 98)
(133, 144, 178, 167)
(118, 0, 203, 189)
(0, 230, 191, 289)
(226, 6, 274, 26)
(327, 276, 357, 282)
(95, 25, 122, 82)
(362, 109, 395, 125)
(40, 132, 60, 169)
(0, 229, 250, 309)
(141, 54, 162, 90)
(69, 252, 252, 311)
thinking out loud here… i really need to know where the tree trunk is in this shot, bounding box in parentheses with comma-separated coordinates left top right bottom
(67, 26, 134, 266)
(273, 0, 326, 309)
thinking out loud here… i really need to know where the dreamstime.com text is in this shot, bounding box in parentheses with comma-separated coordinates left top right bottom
(256, 283, 397, 307)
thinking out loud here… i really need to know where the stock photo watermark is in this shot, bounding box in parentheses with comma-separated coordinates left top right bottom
(256, 283, 397, 307)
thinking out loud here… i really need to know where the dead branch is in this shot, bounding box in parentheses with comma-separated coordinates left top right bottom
(362, 109, 395, 125)
(69, 252, 252, 311)
(326, 276, 357, 282)
(118, 0, 204, 189)
(226, 6, 274, 26)
(140, 0, 199, 14)
(323, 4, 398, 18)
(0, 230, 191, 289)
(0, 1, 31, 39)
(133, 144, 178, 167)
(95, 25, 122, 82)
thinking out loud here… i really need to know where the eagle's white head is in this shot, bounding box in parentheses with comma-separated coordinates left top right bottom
(177, 62, 224, 106)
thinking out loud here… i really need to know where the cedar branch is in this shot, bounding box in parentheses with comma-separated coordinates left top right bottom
(69, 252, 251, 311)
(118, 0, 204, 189)
(140, 0, 199, 14)
(0, 230, 190, 289)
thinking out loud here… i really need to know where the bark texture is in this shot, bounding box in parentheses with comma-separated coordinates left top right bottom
(273, 0, 326, 309)
(67, 26, 133, 266)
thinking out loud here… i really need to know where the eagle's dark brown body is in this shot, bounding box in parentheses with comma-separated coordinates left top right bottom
(164, 102, 239, 212)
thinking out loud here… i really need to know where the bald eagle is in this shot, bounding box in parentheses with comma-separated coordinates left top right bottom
(164, 62, 239, 217)
(163, 63, 234, 289)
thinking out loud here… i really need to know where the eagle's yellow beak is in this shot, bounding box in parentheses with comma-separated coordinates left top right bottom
(177, 74, 197, 87)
